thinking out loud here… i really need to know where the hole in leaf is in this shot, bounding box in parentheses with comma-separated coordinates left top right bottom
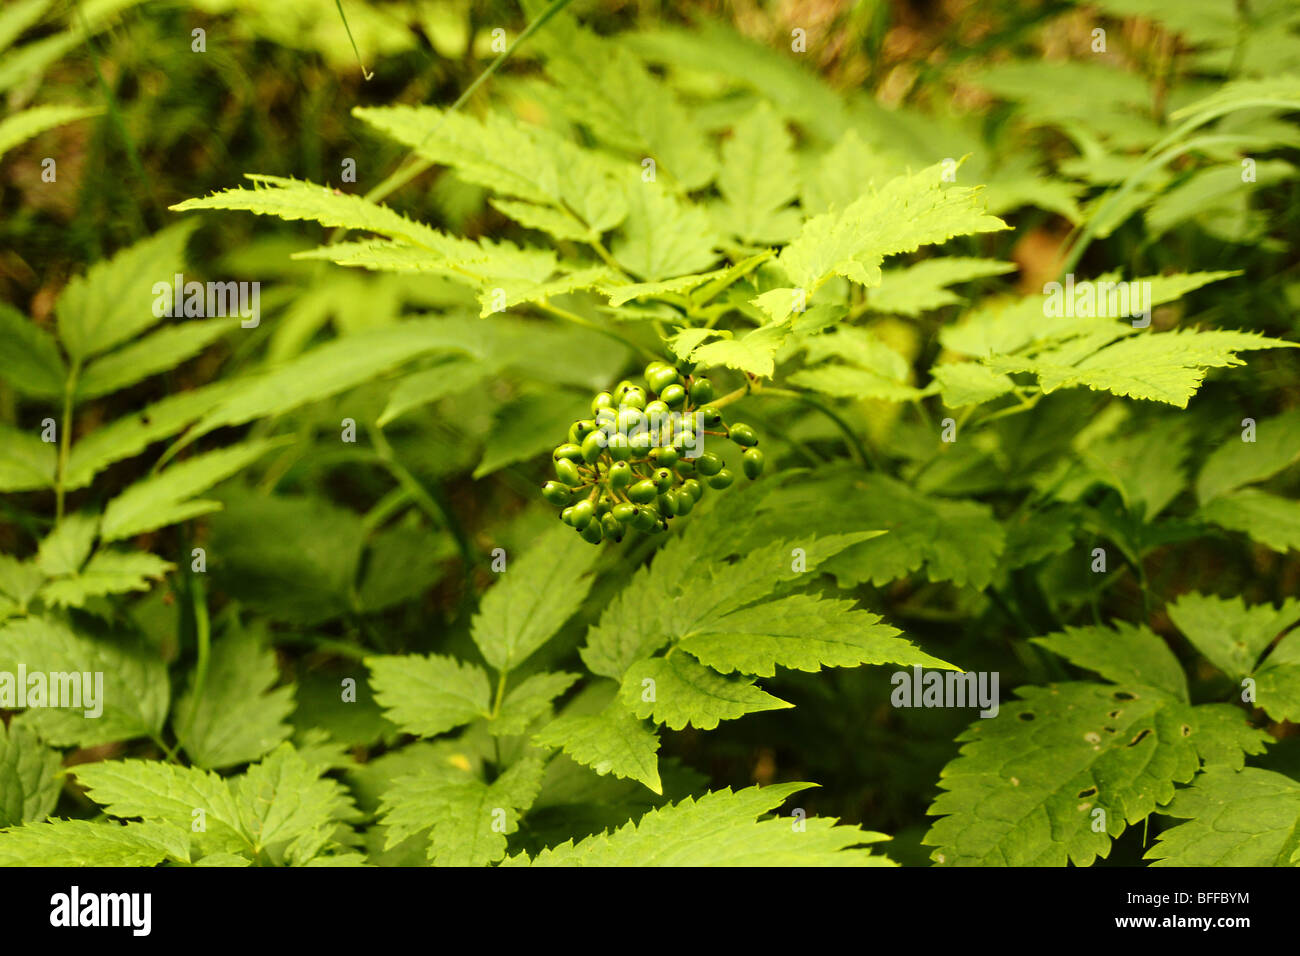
(1018, 712, 1035, 721)
(1180, 724, 1192, 737)
(1077, 786, 1098, 798)
(1108, 710, 1122, 719)
(1113, 691, 1137, 701)
(1128, 729, 1151, 747)
(1104, 726, 1117, 734)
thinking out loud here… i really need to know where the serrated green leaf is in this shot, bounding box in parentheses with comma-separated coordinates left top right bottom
(175, 622, 295, 769)
(0, 718, 61, 827)
(0, 820, 189, 867)
(74, 744, 356, 864)
(777, 161, 1008, 292)
(533, 702, 662, 794)
(99, 440, 280, 542)
(679, 593, 954, 678)
(612, 180, 720, 281)
(188, 319, 482, 439)
(619, 654, 791, 731)
(0, 103, 100, 158)
(870, 258, 1016, 316)
(172, 174, 447, 247)
(77, 318, 239, 400)
(55, 221, 196, 362)
(1200, 487, 1300, 552)
(931, 363, 1016, 408)
(63, 380, 240, 491)
(470, 522, 601, 673)
(1020, 328, 1296, 407)
(0, 303, 65, 398)
(379, 755, 545, 865)
(0, 616, 168, 747)
(34, 511, 98, 577)
(473, 390, 590, 479)
(751, 471, 1006, 589)
(689, 324, 788, 378)
(1032, 622, 1188, 701)
(714, 103, 800, 243)
(924, 683, 1240, 866)
(1167, 592, 1300, 682)
(1147, 767, 1300, 866)
(539, 24, 715, 191)
(39, 550, 173, 608)
(507, 783, 892, 866)
(0, 423, 55, 492)
(1197, 409, 1300, 504)
(367, 654, 491, 738)
(354, 104, 627, 235)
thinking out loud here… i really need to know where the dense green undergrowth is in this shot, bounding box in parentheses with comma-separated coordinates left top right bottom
(1, 0, 1299, 866)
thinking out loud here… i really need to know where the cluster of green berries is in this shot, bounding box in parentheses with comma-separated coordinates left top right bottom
(541, 361, 764, 543)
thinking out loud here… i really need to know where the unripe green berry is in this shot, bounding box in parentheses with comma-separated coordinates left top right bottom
(542, 481, 572, 506)
(696, 452, 724, 476)
(646, 366, 681, 395)
(699, 405, 723, 426)
(581, 431, 606, 464)
(650, 446, 679, 468)
(569, 419, 599, 444)
(621, 386, 647, 410)
(553, 443, 583, 462)
(674, 489, 695, 515)
(608, 461, 632, 490)
(742, 447, 764, 479)
(601, 513, 624, 541)
(607, 433, 632, 460)
(616, 406, 645, 434)
(682, 478, 704, 502)
(660, 383, 686, 408)
(672, 429, 697, 453)
(629, 432, 652, 456)
(591, 391, 614, 415)
(613, 380, 635, 401)
(629, 479, 658, 504)
(729, 422, 759, 447)
(708, 468, 735, 489)
(581, 519, 604, 544)
(657, 493, 677, 517)
(676, 460, 697, 478)
(689, 378, 714, 404)
(643, 361, 669, 379)
(555, 458, 583, 486)
(612, 502, 637, 523)
(644, 399, 670, 418)
(653, 467, 674, 492)
(633, 506, 659, 531)
(595, 408, 617, 427)
(569, 499, 595, 529)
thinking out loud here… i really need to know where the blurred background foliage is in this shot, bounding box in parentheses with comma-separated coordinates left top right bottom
(3, 0, 1299, 865)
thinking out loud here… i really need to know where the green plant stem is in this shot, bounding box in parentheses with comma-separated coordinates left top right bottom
(54, 363, 78, 522)
(149, 733, 181, 763)
(334, 0, 575, 231)
(368, 427, 477, 606)
(491, 670, 508, 718)
(759, 387, 879, 469)
(184, 574, 211, 738)
(536, 302, 659, 360)
(273, 633, 370, 661)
